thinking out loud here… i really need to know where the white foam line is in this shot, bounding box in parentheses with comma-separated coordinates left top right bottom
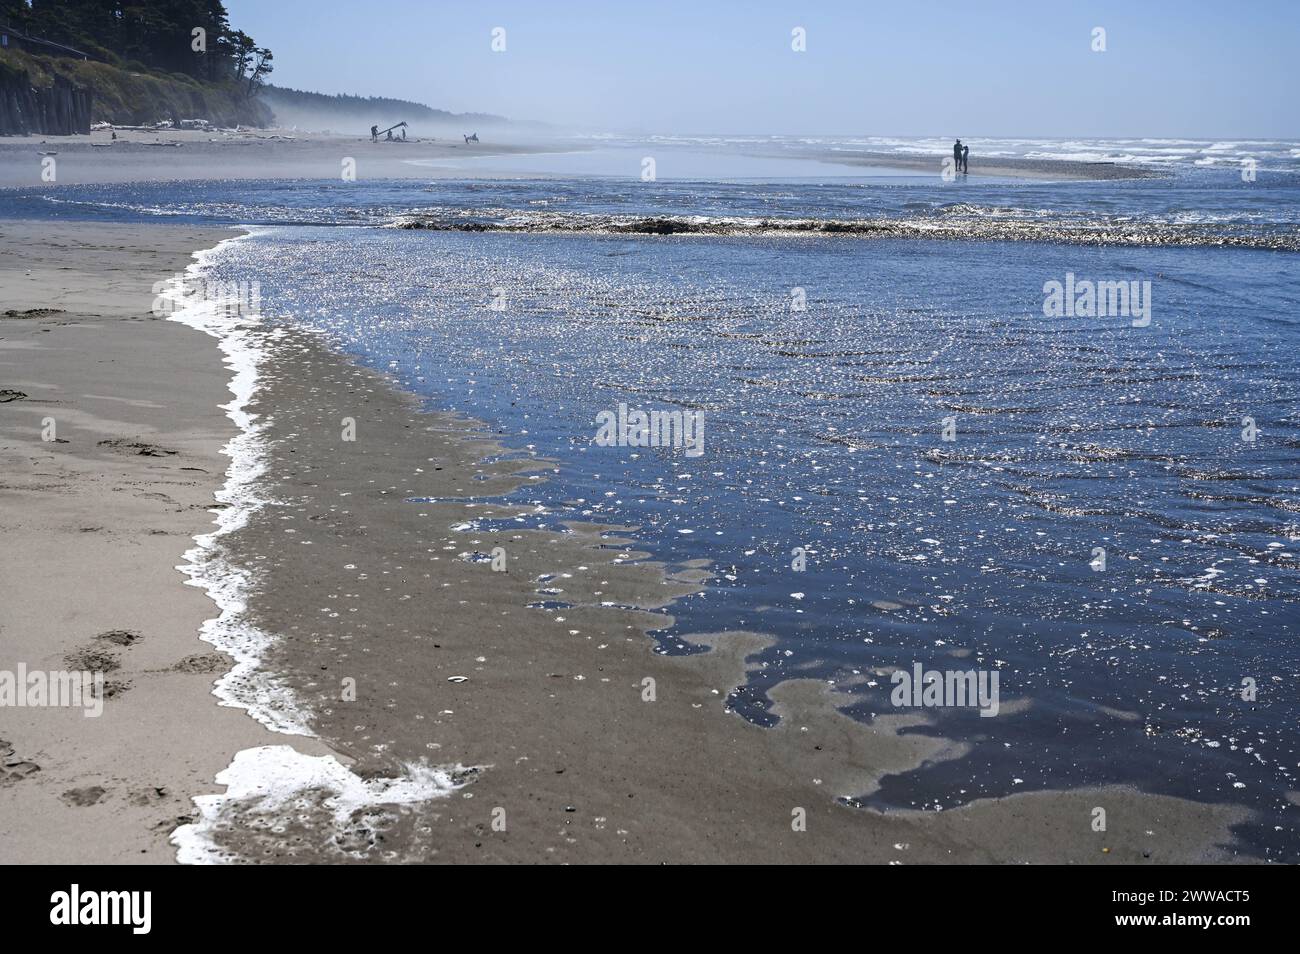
(174, 745, 473, 865)
(164, 229, 466, 864)
(164, 231, 308, 736)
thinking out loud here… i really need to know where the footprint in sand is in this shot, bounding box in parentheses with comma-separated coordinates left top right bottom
(60, 786, 107, 807)
(97, 629, 141, 647)
(63, 646, 121, 673)
(2, 308, 64, 319)
(96, 438, 178, 457)
(99, 679, 133, 699)
(128, 786, 171, 807)
(170, 653, 226, 674)
(0, 740, 40, 786)
(63, 630, 143, 699)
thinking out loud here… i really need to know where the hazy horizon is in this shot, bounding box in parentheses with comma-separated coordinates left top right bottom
(226, 0, 1300, 140)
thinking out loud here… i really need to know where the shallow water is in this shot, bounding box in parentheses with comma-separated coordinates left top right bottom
(5, 138, 1300, 234)
(8, 145, 1298, 857)
(405, 145, 918, 179)
(208, 225, 1300, 850)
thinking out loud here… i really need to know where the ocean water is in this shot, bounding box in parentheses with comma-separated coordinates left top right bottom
(602, 133, 1300, 170)
(7, 140, 1298, 857)
(10, 158, 1300, 233)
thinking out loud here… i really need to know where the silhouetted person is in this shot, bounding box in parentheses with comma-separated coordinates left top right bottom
(370, 125, 378, 142)
(962, 143, 969, 174)
(953, 139, 962, 174)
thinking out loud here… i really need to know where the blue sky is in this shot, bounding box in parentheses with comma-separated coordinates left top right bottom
(225, 0, 1299, 138)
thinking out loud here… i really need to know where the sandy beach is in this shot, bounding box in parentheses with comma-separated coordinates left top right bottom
(0, 221, 338, 862)
(0, 127, 552, 188)
(0, 217, 1257, 864)
(0, 127, 1161, 190)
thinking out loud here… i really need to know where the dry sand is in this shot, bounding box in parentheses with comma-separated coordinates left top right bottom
(0, 221, 335, 862)
(0, 218, 1252, 865)
(0, 127, 552, 187)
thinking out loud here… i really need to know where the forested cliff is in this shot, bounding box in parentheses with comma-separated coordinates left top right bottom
(0, 0, 271, 134)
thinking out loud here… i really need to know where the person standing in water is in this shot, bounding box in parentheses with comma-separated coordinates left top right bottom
(953, 139, 963, 174)
(962, 142, 970, 174)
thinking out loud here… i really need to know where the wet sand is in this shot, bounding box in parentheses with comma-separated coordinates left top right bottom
(0, 219, 1254, 864)
(190, 311, 1251, 863)
(811, 149, 1159, 180)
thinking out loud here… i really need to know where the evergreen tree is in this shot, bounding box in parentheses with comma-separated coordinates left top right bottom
(7, 0, 268, 89)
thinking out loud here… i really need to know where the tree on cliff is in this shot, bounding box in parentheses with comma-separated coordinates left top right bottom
(2, 0, 270, 90)
(222, 28, 272, 99)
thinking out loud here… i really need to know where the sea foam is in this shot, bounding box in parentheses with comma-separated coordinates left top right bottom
(163, 232, 466, 863)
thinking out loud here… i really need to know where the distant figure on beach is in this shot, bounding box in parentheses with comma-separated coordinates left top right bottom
(953, 139, 963, 174)
(962, 143, 969, 174)
(464, 133, 479, 143)
(370, 124, 378, 142)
